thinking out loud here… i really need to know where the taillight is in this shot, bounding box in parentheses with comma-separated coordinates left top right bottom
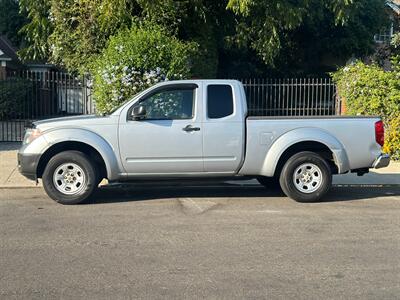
(375, 120, 384, 147)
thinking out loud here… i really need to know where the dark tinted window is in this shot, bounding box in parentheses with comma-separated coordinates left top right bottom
(207, 85, 234, 118)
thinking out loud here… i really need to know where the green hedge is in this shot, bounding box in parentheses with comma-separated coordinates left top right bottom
(332, 61, 400, 160)
(0, 78, 32, 120)
(91, 23, 198, 114)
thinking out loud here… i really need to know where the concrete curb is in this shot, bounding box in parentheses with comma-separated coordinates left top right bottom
(0, 186, 42, 189)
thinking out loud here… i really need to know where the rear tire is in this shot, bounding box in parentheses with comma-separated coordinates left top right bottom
(42, 151, 97, 205)
(279, 151, 332, 202)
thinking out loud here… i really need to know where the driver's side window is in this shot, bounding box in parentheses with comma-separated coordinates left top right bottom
(138, 88, 195, 120)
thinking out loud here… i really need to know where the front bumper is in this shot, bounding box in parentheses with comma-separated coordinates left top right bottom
(17, 152, 40, 181)
(372, 154, 390, 169)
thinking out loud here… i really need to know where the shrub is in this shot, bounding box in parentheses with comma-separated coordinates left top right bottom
(332, 61, 400, 160)
(383, 115, 400, 160)
(0, 77, 32, 120)
(91, 23, 198, 114)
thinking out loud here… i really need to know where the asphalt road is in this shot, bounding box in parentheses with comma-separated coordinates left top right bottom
(0, 183, 399, 299)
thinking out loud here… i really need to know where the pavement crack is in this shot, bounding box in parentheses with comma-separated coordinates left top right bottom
(178, 198, 219, 215)
(4, 166, 17, 184)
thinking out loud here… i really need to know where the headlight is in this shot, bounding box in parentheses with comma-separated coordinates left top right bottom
(23, 128, 42, 145)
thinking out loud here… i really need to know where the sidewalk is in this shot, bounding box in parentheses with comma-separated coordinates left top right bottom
(1, 142, 399, 188)
(0, 142, 39, 188)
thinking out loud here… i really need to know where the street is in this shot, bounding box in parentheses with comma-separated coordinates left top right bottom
(0, 183, 399, 299)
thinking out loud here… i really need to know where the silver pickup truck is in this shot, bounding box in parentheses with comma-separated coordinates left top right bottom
(18, 80, 390, 204)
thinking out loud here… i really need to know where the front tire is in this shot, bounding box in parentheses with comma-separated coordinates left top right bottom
(42, 151, 97, 204)
(279, 151, 332, 202)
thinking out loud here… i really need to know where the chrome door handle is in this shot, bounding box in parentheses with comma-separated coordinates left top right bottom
(182, 125, 200, 132)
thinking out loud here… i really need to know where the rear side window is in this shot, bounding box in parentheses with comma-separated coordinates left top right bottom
(207, 85, 234, 119)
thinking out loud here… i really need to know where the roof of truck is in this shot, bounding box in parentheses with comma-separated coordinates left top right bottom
(156, 79, 241, 85)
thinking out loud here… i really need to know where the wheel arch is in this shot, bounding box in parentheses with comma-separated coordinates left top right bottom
(274, 141, 337, 178)
(37, 141, 107, 180)
(36, 129, 120, 180)
(260, 128, 350, 177)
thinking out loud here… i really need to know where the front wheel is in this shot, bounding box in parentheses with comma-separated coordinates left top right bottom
(279, 151, 332, 202)
(42, 151, 97, 204)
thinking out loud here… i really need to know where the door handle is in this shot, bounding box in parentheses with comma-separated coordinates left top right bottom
(182, 125, 200, 132)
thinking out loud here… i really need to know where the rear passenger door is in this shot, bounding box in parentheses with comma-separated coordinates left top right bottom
(202, 83, 245, 173)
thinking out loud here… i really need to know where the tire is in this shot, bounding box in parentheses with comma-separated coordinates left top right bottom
(257, 176, 281, 190)
(279, 151, 332, 202)
(42, 151, 97, 205)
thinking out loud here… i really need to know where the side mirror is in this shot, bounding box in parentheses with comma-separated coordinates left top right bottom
(130, 105, 146, 120)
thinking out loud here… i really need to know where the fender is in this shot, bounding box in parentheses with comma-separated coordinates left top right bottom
(38, 128, 121, 181)
(260, 127, 350, 177)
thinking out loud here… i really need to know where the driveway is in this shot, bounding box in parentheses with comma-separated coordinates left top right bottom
(0, 184, 399, 299)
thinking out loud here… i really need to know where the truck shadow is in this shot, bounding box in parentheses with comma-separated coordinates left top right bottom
(86, 182, 400, 204)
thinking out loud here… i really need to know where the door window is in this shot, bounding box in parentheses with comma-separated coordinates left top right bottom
(207, 85, 234, 119)
(137, 88, 195, 120)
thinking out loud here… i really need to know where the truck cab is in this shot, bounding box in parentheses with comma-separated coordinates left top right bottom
(115, 80, 246, 176)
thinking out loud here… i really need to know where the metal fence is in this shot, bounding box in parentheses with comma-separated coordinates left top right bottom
(0, 70, 94, 142)
(241, 78, 338, 117)
(0, 72, 338, 142)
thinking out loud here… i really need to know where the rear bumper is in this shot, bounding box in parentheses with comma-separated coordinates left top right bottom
(372, 154, 390, 169)
(17, 152, 40, 181)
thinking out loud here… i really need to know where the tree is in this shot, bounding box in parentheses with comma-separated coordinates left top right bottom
(16, 0, 231, 77)
(49, 0, 137, 73)
(226, 0, 388, 73)
(18, 0, 52, 61)
(282, 0, 389, 75)
(17, 0, 388, 77)
(48, 0, 228, 77)
(0, 0, 27, 47)
(91, 23, 197, 113)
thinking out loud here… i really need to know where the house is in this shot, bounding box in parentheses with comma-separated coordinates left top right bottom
(0, 35, 22, 79)
(0, 35, 87, 115)
(374, 0, 400, 44)
(0, 35, 56, 79)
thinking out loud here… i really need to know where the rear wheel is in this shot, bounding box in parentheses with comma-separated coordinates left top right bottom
(279, 151, 332, 202)
(42, 151, 97, 204)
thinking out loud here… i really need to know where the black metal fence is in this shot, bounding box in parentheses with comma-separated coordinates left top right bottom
(0, 71, 339, 142)
(242, 78, 338, 116)
(0, 70, 94, 142)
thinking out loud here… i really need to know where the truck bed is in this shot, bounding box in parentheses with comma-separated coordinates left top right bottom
(239, 116, 381, 176)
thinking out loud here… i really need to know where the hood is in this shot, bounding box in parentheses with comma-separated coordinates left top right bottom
(34, 114, 101, 126)
(33, 114, 117, 130)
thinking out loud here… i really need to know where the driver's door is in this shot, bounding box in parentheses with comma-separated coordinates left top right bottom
(118, 84, 204, 175)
